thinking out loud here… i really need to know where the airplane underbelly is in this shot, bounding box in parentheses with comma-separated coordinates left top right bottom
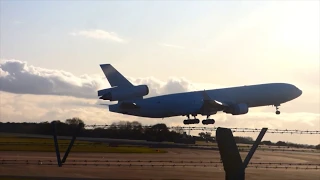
(141, 99, 202, 118)
(165, 100, 202, 117)
(246, 92, 281, 107)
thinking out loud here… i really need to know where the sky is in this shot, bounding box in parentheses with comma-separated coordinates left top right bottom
(0, 1, 319, 145)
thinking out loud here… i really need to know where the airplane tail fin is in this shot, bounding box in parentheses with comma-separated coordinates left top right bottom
(98, 64, 147, 102)
(100, 64, 133, 87)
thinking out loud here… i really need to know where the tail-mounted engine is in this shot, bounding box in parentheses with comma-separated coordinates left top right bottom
(98, 85, 149, 101)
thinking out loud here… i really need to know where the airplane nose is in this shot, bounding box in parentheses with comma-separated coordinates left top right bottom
(294, 86, 302, 97)
(297, 89, 302, 96)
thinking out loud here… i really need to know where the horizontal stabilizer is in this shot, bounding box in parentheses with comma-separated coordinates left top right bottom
(99, 103, 116, 106)
(99, 102, 139, 109)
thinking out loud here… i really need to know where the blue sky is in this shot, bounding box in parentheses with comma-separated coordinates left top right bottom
(1, 1, 318, 84)
(1, 1, 269, 78)
(0, 1, 319, 144)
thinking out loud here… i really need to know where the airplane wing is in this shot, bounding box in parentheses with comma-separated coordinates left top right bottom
(199, 90, 230, 114)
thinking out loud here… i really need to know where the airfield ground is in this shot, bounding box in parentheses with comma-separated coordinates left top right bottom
(0, 134, 319, 179)
(0, 149, 319, 180)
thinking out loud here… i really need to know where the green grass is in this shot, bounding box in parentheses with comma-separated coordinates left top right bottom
(0, 136, 166, 153)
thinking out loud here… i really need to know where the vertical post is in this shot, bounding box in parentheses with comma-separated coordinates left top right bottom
(216, 127, 244, 180)
(51, 121, 62, 167)
(243, 128, 268, 168)
(216, 127, 268, 180)
(61, 123, 83, 164)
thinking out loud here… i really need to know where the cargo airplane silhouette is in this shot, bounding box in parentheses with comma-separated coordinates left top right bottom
(98, 64, 302, 125)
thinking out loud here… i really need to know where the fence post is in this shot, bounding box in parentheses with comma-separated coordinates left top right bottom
(61, 123, 83, 164)
(51, 121, 62, 167)
(216, 127, 268, 180)
(51, 121, 83, 167)
(243, 128, 268, 168)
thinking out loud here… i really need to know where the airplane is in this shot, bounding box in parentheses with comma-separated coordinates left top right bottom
(97, 64, 302, 125)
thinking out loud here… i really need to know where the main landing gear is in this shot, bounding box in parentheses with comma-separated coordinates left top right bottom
(183, 114, 215, 125)
(202, 115, 215, 125)
(183, 114, 199, 125)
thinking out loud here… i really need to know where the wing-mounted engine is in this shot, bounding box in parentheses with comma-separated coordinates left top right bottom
(98, 85, 149, 101)
(199, 91, 249, 116)
(223, 103, 249, 115)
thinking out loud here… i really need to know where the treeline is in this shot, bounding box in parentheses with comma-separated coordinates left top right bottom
(0, 117, 319, 149)
(0, 118, 185, 143)
(260, 140, 319, 149)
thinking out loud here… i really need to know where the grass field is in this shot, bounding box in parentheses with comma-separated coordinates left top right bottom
(0, 136, 166, 153)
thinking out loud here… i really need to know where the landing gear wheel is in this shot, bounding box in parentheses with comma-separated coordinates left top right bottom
(183, 114, 200, 125)
(202, 119, 215, 125)
(183, 119, 199, 125)
(276, 110, 280, 115)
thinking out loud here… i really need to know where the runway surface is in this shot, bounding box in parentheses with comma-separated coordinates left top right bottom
(0, 148, 319, 180)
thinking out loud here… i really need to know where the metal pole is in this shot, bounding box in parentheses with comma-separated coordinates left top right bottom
(216, 127, 244, 180)
(61, 123, 83, 164)
(243, 128, 268, 168)
(52, 121, 62, 167)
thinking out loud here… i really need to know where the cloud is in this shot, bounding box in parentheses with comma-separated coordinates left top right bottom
(0, 59, 105, 99)
(0, 59, 218, 99)
(159, 43, 185, 49)
(128, 76, 203, 97)
(70, 29, 126, 43)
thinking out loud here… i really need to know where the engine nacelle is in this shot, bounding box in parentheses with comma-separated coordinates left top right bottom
(98, 85, 149, 101)
(224, 103, 249, 115)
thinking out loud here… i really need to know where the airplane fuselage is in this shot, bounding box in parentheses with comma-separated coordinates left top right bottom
(108, 83, 302, 118)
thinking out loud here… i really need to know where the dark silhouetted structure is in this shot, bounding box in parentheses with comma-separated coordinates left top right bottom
(216, 127, 268, 180)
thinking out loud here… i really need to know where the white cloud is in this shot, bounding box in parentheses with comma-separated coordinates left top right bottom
(0, 68, 9, 77)
(70, 29, 126, 43)
(0, 59, 223, 99)
(159, 43, 185, 49)
(0, 59, 105, 99)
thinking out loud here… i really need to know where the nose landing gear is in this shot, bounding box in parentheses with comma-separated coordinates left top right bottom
(275, 105, 281, 115)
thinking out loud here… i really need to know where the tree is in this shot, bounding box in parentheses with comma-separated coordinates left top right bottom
(276, 141, 287, 146)
(315, 144, 320, 150)
(199, 132, 212, 139)
(172, 126, 184, 134)
(65, 117, 84, 125)
(261, 141, 273, 145)
(131, 121, 143, 132)
(199, 132, 205, 138)
(151, 123, 169, 132)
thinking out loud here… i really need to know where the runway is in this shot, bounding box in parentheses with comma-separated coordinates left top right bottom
(0, 149, 319, 180)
